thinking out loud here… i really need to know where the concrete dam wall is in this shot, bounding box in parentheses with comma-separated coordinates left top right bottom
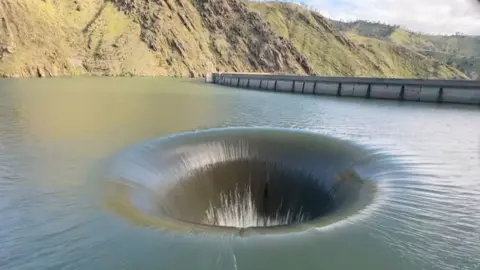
(209, 73, 480, 105)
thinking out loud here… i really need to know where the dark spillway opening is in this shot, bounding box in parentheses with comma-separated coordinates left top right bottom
(159, 159, 360, 229)
(109, 127, 375, 233)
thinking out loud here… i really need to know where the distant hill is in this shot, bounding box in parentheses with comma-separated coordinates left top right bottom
(331, 20, 480, 79)
(0, 0, 468, 79)
(251, 2, 466, 79)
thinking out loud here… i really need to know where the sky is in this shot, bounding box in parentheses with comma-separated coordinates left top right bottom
(306, 0, 480, 35)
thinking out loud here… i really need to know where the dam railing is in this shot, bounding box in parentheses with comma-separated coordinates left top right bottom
(208, 73, 480, 105)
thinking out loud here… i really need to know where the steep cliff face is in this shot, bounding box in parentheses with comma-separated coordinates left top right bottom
(0, 0, 467, 79)
(110, 0, 312, 75)
(0, 0, 311, 77)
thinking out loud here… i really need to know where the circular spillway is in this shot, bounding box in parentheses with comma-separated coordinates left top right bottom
(106, 127, 377, 235)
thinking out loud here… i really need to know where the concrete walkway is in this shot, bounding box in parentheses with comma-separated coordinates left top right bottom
(209, 73, 480, 105)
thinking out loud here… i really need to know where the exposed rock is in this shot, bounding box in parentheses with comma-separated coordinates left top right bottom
(250, 2, 467, 79)
(0, 0, 468, 78)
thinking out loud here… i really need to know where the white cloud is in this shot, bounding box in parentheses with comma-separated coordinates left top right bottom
(306, 0, 480, 35)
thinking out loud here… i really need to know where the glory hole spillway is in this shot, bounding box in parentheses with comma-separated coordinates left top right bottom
(105, 127, 379, 236)
(2, 77, 478, 270)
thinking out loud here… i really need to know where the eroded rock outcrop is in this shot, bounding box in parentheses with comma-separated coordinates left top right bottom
(0, 0, 466, 78)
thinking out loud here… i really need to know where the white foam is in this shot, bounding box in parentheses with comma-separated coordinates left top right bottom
(204, 184, 306, 228)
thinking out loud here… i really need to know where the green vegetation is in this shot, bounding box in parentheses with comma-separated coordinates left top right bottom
(250, 2, 465, 79)
(0, 0, 469, 79)
(332, 20, 480, 79)
(332, 20, 399, 39)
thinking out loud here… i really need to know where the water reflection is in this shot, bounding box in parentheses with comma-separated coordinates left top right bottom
(0, 77, 479, 270)
(8, 78, 219, 146)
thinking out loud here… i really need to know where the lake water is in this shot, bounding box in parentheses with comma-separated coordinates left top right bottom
(0, 77, 479, 270)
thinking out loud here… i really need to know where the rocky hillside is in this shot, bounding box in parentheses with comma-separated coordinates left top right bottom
(250, 2, 466, 79)
(332, 20, 480, 79)
(0, 0, 312, 77)
(0, 0, 468, 79)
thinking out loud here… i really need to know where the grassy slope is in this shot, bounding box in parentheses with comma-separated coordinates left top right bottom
(0, 0, 157, 77)
(345, 32, 464, 79)
(0, 0, 468, 79)
(390, 31, 480, 79)
(332, 20, 479, 79)
(250, 2, 376, 77)
(332, 20, 398, 40)
(420, 50, 480, 80)
(251, 2, 466, 79)
(0, 0, 312, 77)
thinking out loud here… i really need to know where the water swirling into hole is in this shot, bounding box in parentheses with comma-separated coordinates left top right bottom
(105, 127, 381, 236)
